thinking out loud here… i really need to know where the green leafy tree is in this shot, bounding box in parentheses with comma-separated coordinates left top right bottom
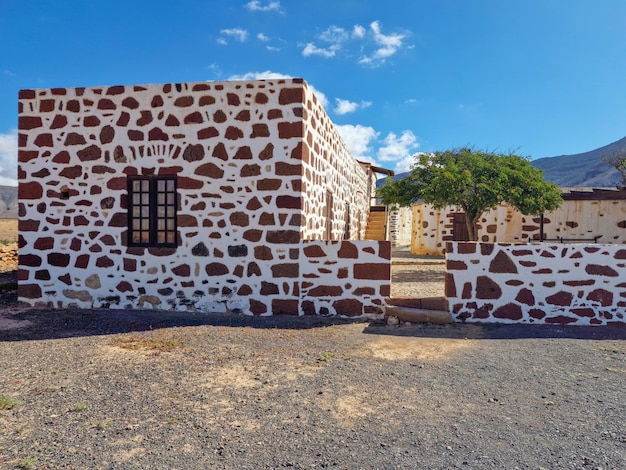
(377, 148, 563, 241)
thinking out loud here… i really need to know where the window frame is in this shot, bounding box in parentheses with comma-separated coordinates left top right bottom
(127, 175, 178, 248)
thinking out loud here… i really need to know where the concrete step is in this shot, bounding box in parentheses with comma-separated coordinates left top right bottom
(385, 306, 453, 325)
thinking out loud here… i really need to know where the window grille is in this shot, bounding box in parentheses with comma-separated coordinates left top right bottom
(128, 176, 177, 247)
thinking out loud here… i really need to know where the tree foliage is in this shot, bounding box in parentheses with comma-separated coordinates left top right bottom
(602, 150, 626, 187)
(377, 148, 563, 241)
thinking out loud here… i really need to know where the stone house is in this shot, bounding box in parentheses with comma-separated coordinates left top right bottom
(402, 188, 626, 255)
(17, 78, 390, 316)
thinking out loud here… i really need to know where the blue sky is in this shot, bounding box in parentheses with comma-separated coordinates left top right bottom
(1, 0, 625, 186)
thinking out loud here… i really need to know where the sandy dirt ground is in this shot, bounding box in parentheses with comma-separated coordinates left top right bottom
(0, 309, 625, 469)
(0, 219, 17, 244)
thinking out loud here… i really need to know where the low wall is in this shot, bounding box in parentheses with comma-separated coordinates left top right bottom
(299, 240, 390, 316)
(19, 240, 390, 318)
(446, 241, 626, 325)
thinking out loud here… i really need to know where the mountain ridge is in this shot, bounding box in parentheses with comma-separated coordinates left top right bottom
(531, 135, 626, 187)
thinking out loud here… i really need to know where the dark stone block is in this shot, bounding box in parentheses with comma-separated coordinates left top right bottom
(586, 264, 619, 277)
(272, 298, 299, 315)
(515, 288, 535, 306)
(192, 242, 210, 257)
(48, 252, 70, 267)
(95, 256, 114, 268)
(545, 291, 573, 306)
(308, 285, 343, 296)
(261, 281, 279, 295)
(303, 244, 326, 258)
(18, 284, 42, 299)
(278, 87, 304, 105)
(271, 263, 299, 278)
(333, 298, 363, 317)
(489, 250, 518, 274)
(338, 242, 358, 259)
(206, 262, 229, 276)
(228, 245, 248, 257)
(475, 275, 502, 299)
(447, 260, 467, 270)
(250, 299, 268, 315)
(266, 230, 299, 244)
(493, 303, 523, 321)
(587, 289, 613, 306)
(254, 246, 273, 260)
(354, 263, 390, 280)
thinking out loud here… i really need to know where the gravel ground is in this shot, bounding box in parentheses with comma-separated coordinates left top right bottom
(390, 262, 445, 299)
(1, 264, 626, 469)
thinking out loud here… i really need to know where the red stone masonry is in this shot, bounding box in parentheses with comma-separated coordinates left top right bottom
(18, 79, 388, 316)
(446, 242, 626, 325)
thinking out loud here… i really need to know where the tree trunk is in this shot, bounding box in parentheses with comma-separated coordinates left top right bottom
(466, 214, 480, 241)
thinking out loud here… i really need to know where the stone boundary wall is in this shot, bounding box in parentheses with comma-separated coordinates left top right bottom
(299, 240, 390, 316)
(446, 241, 626, 325)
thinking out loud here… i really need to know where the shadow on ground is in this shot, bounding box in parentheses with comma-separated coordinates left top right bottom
(2, 307, 626, 343)
(0, 308, 366, 342)
(363, 320, 626, 341)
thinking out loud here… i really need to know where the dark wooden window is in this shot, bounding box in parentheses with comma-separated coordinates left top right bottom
(128, 176, 177, 247)
(452, 212, 470, 241)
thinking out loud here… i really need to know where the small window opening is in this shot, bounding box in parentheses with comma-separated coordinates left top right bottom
(128, 175, 177, 248)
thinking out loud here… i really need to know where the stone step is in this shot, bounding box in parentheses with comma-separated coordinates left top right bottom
(364, 231, 385, 238)
(387, 296, 448, 311)
(385, 306, 453, 325)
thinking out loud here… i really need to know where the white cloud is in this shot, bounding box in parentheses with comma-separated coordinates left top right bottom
(204, 63, 222, 75)
(394, 154, 416, 173)
(219, 27, 248, 43)
(228, 70, 292, 81)
(334, 98, 372, 115)
(257, 33, 269, 42)
(377, 130, 419, 163)
(335, 99, 359, 115)
(319, 25, 348, 44)
(302, 42, 338, 58)
(0, 130, 18, 186)
(302, 25, 350, 59)
(352, 24, 366, 39)
(359, 21, 406, 65)
(245, 1, 281, 12)
(336, 124, 379, 161)
(266, 45, 280, 51)
(302, 20, 410, 66)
